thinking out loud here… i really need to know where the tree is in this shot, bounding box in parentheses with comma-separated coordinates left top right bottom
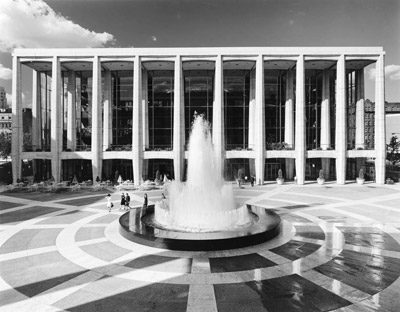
(386, 135, 400, 165)
(0, 133, 11, 159)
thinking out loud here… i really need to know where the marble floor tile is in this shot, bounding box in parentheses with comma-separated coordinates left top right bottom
(1, 184, 400, 311)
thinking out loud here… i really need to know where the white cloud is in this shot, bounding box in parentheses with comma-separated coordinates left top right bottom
(0, 0, 115, 52)
(368, 64, 400, 81)
(0, 64, 12, 80)
(385, 65, 400, 80)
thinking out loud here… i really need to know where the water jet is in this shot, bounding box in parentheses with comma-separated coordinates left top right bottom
(119, 116, 281, 250)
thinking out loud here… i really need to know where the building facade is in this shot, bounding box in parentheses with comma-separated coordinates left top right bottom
(0, 86, 8, 110)
(11, 47, 386, 185)
(0, 108, 12, 134)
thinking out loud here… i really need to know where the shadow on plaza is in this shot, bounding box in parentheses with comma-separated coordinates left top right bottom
(0, 252, 191, 311)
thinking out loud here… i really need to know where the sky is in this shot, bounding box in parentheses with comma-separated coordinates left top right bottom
(0, 0, 399, 107)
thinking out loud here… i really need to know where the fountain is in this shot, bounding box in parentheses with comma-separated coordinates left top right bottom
(153, 116, 252, 232)
(119, 115, 281, 250)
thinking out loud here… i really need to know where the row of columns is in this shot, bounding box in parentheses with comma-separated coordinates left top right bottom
(12, 54, 386, 185)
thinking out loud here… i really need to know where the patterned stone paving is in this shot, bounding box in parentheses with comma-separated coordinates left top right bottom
(0, 183, 400, 311)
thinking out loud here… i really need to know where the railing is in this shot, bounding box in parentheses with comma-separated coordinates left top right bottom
(23, 145, 51, 152)
(144, 146, 173, 151)
(75, 145, 92, 151)
(306, 144, 335, 150)
(225, 146, 254, 151)
(346, 143, 374, 150)
(105, 145, 132, 151)
(267, 143, 294, 151)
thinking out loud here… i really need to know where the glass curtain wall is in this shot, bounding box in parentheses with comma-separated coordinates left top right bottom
(184, 70, 214, 146)
(347, 71, 356, 150)
(112, 71, 133, 150)
(224, 70, 250, 150)
(305, 71, 322, 150)
(330, 71, 337, 149)
(33, 159, 52, 182)
(62, 72, 68, 151)
(75, 71, 92, 151)
(225, 158, 250, 181)
(39, 71, 51, 151)
(61, 159, 92, 182)
(265, 70, 286, 149)
(146, 159, 174, 181)
(147, 70, 174, 150)
(265, 158, 286, 181)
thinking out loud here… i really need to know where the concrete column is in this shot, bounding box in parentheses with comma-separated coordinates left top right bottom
(31, 70, 41, 151)
(11, 56, 22, 183)
(103, 70, 112, 150)
(50, 56, 62, 183)
(335, 55, 347, 184)
(67, 70, 76, 151)
(255, 55, 265, 185)
(285, 69, 295, 180)
(321, 158, 330, 180)
(321, 69, 331, 150)
(295, 55, 306, 184)
(101, 70, 111, 182)
(285, 69, 295, 148)
(173, 55, 185, 181)
(142, 70, 149, 149)
(91, 56, 102, 182)
(320, 69, 331, 180)
(355, 69, 365, 149)
(375, 54, 386, 184)
(212, 55, 225, 179)
(248, 69, 256, 150)
(132, 55, 143, 185)
(141, 69, 148, 181)
(31, 71, 40, 183)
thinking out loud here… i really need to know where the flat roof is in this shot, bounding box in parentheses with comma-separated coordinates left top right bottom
(13, 46, 384, 57)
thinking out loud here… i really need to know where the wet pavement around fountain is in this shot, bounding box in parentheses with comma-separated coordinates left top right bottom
(0, 182, 400, 311)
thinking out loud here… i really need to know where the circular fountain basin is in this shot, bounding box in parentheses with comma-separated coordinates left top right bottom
(119, 204, 281, 251)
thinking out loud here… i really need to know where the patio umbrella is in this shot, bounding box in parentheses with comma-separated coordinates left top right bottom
(72, 175, 78, 184)
(117, 175, 123, 184)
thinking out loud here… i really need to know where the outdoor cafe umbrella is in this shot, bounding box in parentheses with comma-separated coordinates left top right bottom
(117, 175, 123, 184)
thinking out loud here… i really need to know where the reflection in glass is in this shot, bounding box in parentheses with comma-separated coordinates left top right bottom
(265, 71, 286, 149)
(148, 70, 173, 150)
(39, 71, 51, 151)
(224, 70, 250, 150)
(112, 71, 133, 149)
(184, 70, 214, 146)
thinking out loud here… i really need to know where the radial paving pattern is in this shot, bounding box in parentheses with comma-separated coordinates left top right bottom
(1, 183, 400, 312)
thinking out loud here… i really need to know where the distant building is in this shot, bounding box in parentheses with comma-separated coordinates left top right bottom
(385, 102, 400, 144)
(363, 101, 400, 145)
(0, 86, 7, 109)
(0, 108, 12, 134)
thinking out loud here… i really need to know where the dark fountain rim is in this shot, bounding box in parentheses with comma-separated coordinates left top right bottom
(119, 204, 282, 251)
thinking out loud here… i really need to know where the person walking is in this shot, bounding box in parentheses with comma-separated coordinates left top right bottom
(106, 194, 113, 212)
(125, 193, 131, 210)
(120, 193, 125, 210)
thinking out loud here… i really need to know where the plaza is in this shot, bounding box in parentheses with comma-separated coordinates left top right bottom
(11, 47, 386, 186)
(1, 182, 400, 311)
